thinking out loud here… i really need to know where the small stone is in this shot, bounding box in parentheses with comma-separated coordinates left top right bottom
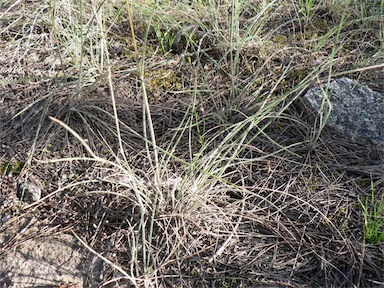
(17, 180, 42, 202)
(0, 174, 43, 211)
(304, 77, 384, 147)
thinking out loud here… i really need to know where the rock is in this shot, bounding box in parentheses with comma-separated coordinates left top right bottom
(0, 174, 42, 211)
(304, 77, 384, 147)
(0, 232, 107, 288)
(0, 232, 83, 287)
(17, 176, 42, 203)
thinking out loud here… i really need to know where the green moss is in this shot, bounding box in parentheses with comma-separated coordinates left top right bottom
(292, 68, 306, 82)
(1, 160, 25, 175)
(220, 278, 240, 288)
(13, 161, 25, 173)
(145, 68, 182, 100)
(271, 34, 288, 45)
(1, 161, 12, 175)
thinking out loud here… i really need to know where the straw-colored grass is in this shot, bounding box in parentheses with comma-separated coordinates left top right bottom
(1, 0, 383, 287)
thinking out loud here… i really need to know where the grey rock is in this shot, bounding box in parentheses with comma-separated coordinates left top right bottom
(0, 174, 42, 211)
(17, 178, 42, 202)
(304, 77, 384, 147)
(0, 232, 103, 288)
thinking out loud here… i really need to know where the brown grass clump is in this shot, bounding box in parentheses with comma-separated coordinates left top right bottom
(1, 0, 383, 287)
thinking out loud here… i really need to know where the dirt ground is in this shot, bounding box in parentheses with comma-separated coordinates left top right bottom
(1, 1, 384, 287)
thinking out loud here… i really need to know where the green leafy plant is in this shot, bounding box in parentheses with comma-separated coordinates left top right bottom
(153, 25, 177, 53)
(358, 182, 384, 244)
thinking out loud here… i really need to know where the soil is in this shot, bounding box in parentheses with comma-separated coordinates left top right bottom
(1, 1, 384, 287)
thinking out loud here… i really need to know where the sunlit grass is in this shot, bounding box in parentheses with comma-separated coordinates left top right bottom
(1, 0, 383, 286)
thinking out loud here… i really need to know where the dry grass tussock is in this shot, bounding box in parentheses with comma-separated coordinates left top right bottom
(0, 0, 383, 287)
